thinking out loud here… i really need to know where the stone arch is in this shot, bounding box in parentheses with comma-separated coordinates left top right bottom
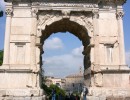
(36, 14, 92, 87)
(37, 12, 93, 38)
(1, 0, 129, 99)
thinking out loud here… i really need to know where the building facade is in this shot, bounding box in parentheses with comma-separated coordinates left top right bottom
(45, 76, 66, 89)
(65, 73, 84, 93)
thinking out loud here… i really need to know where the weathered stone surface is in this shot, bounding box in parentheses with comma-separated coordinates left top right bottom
(87, 96, 100, 100)
(0, 90, 6, 96)
(94, 73, 103, 87)
(0, 0, 130, 99)
(0, 96, 46, 100)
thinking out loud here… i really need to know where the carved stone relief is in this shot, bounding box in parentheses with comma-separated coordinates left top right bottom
(31, 8, 38, 17)
(70, 12, 93, 35)
(116, 11, 124, 20)
(5, 8, 13, 16)
(32, 2, 98, 8)
(37, 11, 94, 39)
(37, 11, 61, 31)
(94, 73, 103, 87)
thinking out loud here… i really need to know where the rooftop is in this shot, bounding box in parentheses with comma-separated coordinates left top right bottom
(66, 73, 83, 78)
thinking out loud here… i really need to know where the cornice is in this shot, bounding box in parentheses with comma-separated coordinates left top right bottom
(4, 0, 127, 5)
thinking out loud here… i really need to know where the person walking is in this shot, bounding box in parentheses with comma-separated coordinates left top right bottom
(58, 93, 62, 100)
(70, 93, 75, 100)
(83, 87, 88, 100)
(76, 94, 80, 100)
(51, 89, 56, 100)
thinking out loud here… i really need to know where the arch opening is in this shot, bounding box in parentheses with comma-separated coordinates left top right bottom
(41, 19, 90, 46)
(38, 19, 91, 87)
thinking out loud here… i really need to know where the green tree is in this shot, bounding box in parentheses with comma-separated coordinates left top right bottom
(0, 50, 3, 66)
(0, 7, 3, 17)
(41, 83, 66, 99)
(41, 83, 52, 96)
(49, 84, 66, 96)
(0, 11, 3, 17)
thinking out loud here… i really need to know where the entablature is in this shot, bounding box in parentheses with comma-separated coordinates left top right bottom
(4, 0, 125, 17)
(4, 0, 126, 5)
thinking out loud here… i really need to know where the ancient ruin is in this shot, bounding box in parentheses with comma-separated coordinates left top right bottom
(0, 0, 130, 99)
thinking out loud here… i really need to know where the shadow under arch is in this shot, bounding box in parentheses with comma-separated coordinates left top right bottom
(39, 18, 91, 87)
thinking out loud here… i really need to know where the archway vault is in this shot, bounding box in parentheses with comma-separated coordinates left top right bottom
(36, 11, 92, 87)
(41, 19, 90, 46)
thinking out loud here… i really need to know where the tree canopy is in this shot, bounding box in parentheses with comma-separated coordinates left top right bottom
(42, 83, 66, 99)
(0, 50, 3, 66)
(0, 8, 3, 17)
(0, 11, 3, 17)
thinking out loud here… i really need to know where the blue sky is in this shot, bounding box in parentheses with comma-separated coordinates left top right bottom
(0, 0, 130, 78)
(43, 32, 83, 77)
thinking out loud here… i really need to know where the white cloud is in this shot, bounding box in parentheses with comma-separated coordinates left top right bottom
(0, 0, 5, 10)
(72, 46, 83, 57)
(43, 47, 130, 78)
(126, 51, 130, 67)
(43, 46, 84, 78)
(44, 37, 64, 50)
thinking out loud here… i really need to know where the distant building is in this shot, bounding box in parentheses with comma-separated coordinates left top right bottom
(44, 76, 66, 89)
(64, 66, 84, 93)
(44, 66, 84, 93)
(129, 74, 130, 84)
(65, 73, 84, 93)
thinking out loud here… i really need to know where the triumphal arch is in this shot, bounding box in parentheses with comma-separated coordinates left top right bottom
(0, 0, 130, 99)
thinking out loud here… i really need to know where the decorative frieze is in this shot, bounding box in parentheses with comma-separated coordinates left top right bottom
(33, 3, 98, 8)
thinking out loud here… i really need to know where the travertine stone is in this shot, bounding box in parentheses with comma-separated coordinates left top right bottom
(117, 9, 126, 65)
(94, 73, 103, 87)
(0, 0, 129, 99)
(3, 3, 12, 66)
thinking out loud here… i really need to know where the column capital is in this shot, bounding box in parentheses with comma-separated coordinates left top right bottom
(31, 8, 38, 18)
(5, 8, 13, 17)
(116, 11, 124, 20)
